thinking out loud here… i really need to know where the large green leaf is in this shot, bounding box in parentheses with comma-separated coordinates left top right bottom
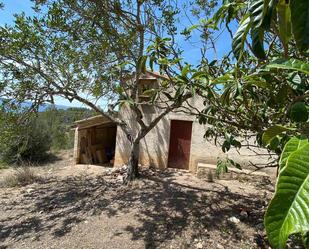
(290, 0, 309, 52)
(138, 55, 147, 73)
(267, 59, 309, 75)
(249, 0, 269, 28)
(220, 84, 234, 106)
(279, 137, 308, 171)
(261, 0, 277, 30)
(262, 125, 291, 146)
(265, 138, 309, 249)
(277, 0, 292, 48)
(248, 0, 268, 59)
(251, 27, 266, 59)
(232, 15, 251, 61)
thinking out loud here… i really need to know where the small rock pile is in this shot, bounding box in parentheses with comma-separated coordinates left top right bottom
(105, 165, 128, 183)
(105, 165, 162, 184)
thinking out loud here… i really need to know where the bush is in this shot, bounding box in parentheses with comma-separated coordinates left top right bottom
(0, 114, 52, 164)
(38, 107, 93, 151)
(0, 105, 92, 164)
(1, 166, 41, 187)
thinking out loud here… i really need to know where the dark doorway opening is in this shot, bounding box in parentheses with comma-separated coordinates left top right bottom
(167, 120, 193, 170)
(79, 124, 117, 165)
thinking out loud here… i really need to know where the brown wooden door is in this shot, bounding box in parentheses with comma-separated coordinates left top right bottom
(168, 120, 193, 169)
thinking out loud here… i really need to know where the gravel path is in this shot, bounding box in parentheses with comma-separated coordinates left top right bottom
(0, 154, 275, 249)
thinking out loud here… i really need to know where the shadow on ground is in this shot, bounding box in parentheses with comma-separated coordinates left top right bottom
(0, 170, 270, 248)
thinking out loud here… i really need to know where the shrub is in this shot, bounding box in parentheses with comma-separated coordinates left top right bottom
(1, 166, 41, 187)
(0, 115, 52, 164)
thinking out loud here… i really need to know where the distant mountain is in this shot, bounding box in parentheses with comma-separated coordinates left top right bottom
(0, 99, 70, 112)
(23, 102, 70, 112)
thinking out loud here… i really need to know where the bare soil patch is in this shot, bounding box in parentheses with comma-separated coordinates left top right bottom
(0, 151, 275, 249)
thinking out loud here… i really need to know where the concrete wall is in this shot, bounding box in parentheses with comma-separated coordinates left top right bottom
(114, 95, 214, 171)
(72, 74, 272, 172)
(113, 95, 272, 172)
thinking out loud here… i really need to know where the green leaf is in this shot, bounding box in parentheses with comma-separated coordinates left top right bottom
(220, 85, 233, 106)
(303, 232, 309, 248)
(267, 59, 309, 75)
(228, 158, 242, 170)
(209, 60, 217, 66)
(174, 84, 186, 99)
(142, 89, 156, 96)
(232, 15, 251, 61)
(138, 55, 147, 73)
(191, 71, 207, 80)
(290, 102, 308, 123)
(249, 0, 269, 28)
(269, 136, 280, 150)
(115, 85, 124, 94)
(264, 139, 309, 249)
(290, 0, 309, 52)
(261, 0, 277, 30)
(163, 92, 174, 100)
(181, 64, 191, 77)
(247, 0, 269, 59)
(216, 159, 229, 176)
(262, 125, 292, 146)
(251, 28, 266, 59)
(222, 140, 231, 152)
(279, 137, 308, 171)
(287, 73, 302, 90)
(275, 84, 289, 104)
(277, 0, 292, 48)
(149, 56, 155, 71)
(158, 57, 169, 65)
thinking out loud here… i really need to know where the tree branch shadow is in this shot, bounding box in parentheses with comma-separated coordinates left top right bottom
(0, 170, 270, 248)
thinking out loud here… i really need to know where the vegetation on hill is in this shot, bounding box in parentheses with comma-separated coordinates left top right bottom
(0, 105, 94, 164)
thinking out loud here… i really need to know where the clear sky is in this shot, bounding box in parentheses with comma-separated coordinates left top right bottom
(0, 0, 233, 107)
(0, 0, 86, 107)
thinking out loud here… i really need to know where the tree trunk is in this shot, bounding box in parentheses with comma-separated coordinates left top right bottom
(125, 140, 140, 182)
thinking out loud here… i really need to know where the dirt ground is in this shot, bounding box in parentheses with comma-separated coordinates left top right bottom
(0, 151, 276, 249)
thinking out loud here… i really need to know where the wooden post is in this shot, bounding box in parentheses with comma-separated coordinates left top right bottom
(73, 127, 80, 164)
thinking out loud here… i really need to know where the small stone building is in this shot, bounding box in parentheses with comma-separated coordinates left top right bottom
(73, 71, 270, 172)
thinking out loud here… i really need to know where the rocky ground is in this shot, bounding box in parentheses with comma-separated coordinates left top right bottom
(0, 151, 277, 249)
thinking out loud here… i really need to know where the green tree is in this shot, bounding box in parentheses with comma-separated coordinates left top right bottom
(0, 0, 209, 181)
(185, 0, 309, 247)
(0, 104, 52, 164)
(39, 107, 95, 150)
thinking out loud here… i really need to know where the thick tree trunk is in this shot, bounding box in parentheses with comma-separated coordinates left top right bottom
(125, 140, 140, 182)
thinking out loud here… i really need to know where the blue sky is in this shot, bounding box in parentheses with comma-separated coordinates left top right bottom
(0, 0, 34, 25)
(0, 0, 85, 107)
(0, 0, 233, 107)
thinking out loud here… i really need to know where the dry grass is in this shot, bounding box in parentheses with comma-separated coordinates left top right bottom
(1, 166, 41, 187)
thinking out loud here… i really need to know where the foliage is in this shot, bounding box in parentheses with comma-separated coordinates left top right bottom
(265, 137, 309, 249)
(0, 0, 308, 245)
(0, 0, 208, 180)
(216, 158, 241, 176)
(0, 103, 93, 165)
(39, 107, 94, 150)
(0, 110, 52, 164)
(191, 0, 309, 247)
(1, 166, 41, 187)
